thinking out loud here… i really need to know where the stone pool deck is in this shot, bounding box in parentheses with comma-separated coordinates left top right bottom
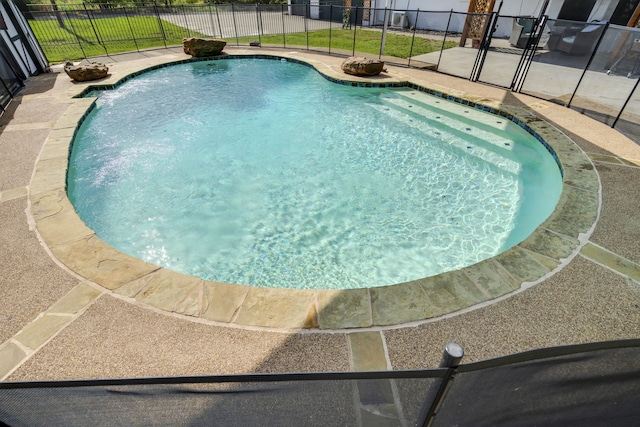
(1, 46, 639, 381)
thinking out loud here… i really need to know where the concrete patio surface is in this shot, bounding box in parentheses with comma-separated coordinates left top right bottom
(1, 46, 639, 382)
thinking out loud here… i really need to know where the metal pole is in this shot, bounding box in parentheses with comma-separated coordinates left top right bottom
(282, 3, 286, 48)
(568, 22, 609, 108)
(49, 0, 65, 29)
(352, 7, 358, 56)
(305, 3, 309, 50)
(123, 6, 139, 53)
(182, 5, 191, 38)
(420, 343, 464, 427)
(407, 8, 419, 67)
(214, 4, 223, 39)
(154, 1, 168, 49)
(513, 15, 548, 92)
(231, 3, 239, 46)
(207, 3, 216, 37)
(612, 75, 640, 127)
(471, 4, 501, 82)
(328, 5, 332, 54)
(82, 3, 106, 55)
(258, 3, 264, 36)
(436, 10, 453, 72)
(255, 4, 261, 46)
(66, 9, 86, 58)
(439, 342, 464, 368)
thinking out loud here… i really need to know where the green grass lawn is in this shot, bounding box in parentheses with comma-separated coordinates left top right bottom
(29, 16, 208, 62)
(30, 15, 453, 63)
(238, 29, 455, 59)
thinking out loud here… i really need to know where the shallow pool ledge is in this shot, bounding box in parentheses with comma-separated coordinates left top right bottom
(29, 51, 600, 331)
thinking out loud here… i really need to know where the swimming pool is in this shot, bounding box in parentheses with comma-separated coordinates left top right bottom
(67, 57, 563, 290)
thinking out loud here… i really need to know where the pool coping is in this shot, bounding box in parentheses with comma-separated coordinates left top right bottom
(28, 51, 600, 331)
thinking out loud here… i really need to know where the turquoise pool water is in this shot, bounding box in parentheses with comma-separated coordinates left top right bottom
(68, 58, 562, 290)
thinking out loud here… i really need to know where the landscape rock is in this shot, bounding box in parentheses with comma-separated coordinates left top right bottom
(341, 56, 385, 76)
(182, 37, 227, 57)
(63, 61, 109, 82)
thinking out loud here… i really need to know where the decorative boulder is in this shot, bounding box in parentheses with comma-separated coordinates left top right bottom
(182, 37, 226, 57)
(64, 61, 109, 82)
(341, 57, 385, 76)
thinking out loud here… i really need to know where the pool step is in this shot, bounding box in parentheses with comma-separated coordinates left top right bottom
(379, 90, 519, 153)
(367, 100, 520, 175)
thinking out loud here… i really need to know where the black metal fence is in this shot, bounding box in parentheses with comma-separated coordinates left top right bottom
(1, 339, 639, 426)
(21, 3, 640, 145)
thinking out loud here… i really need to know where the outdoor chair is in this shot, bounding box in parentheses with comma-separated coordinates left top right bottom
(551, 23, 606, 56)
(509, 17, 535, 49)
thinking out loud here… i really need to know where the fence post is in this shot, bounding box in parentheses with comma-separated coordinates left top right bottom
(154, 1, 168, 49)
(182, 5, 191, 38)
(214, 4, 223, 39)
(436, 10, 453, 72)
(568, 22, 610, 108)
(305, 3, 309, 50)
(470, 7, 501, 82)
(407, 9, 419, 67)
(512, 15, 548, 92)
(255, 4, 261, 45)
(231, 3, 239, 46)
(420, 343, 464, 427)
(352, 7, 358, 56)
(439, 343, 464, 368)
(206, 3, 216, 37)
(82, 3, 106, 56)
(122, 6, 139, 53)
(612, 74, 640, 127)
(65, 9, 86, 59)
(48, 0, 65, 29)
(328, 5, 332, 54)
(281, 3, 286, 48)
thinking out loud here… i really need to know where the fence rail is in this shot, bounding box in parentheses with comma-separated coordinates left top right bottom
(1, 339, 640, 426)
(22, 2, 640, 145)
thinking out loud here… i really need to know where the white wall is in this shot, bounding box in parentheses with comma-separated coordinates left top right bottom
(369, 0, 546, 16)
(363, 0, 624, 35)
(366, 0, 554, 33)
